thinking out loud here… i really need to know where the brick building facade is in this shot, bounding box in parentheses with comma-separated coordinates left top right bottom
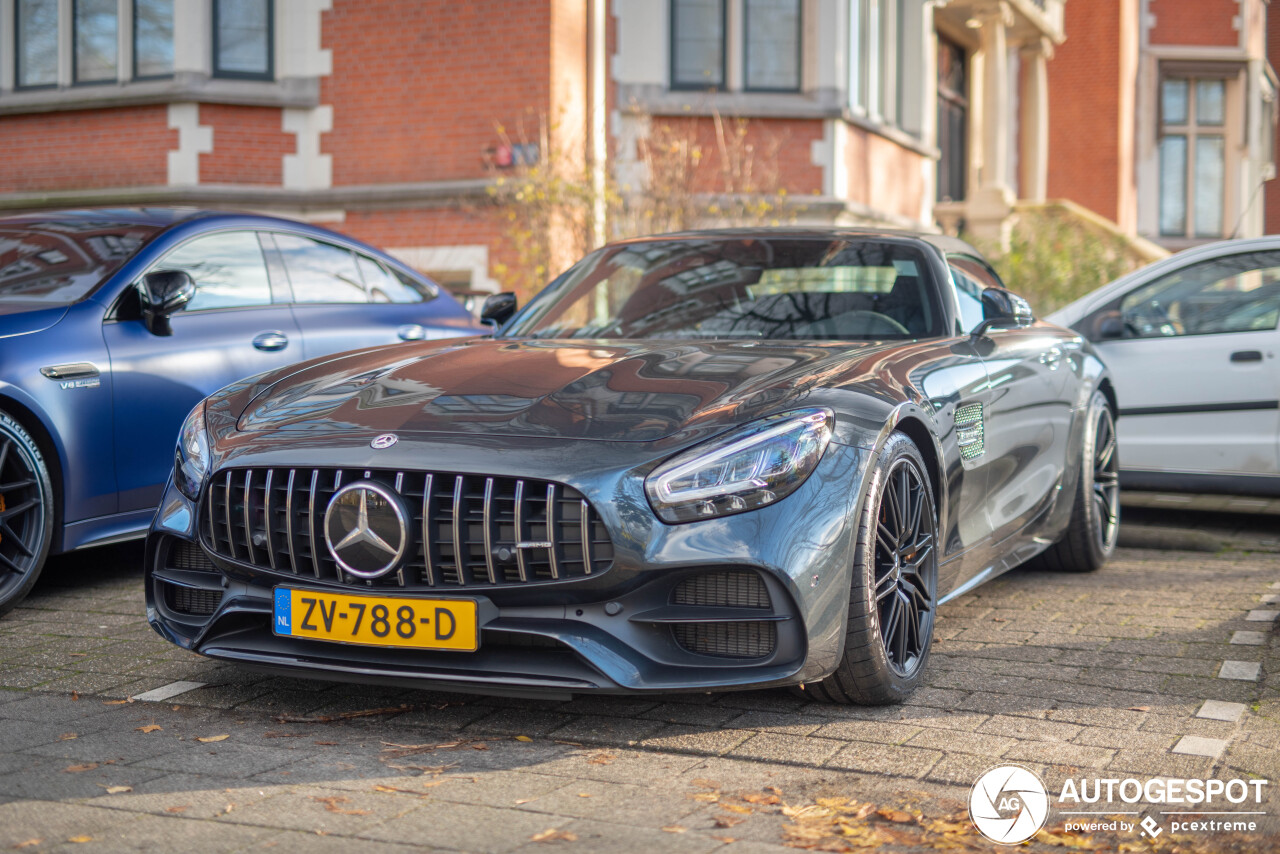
(7, 0, 1261, 298)
(1048, 0, 1278, 249)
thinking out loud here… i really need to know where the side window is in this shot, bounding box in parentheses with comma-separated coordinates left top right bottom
(273, 233, 368, 304)
(1119, 251, 1280, 338)
(357, 254, 434, 304)
(153, 230, 272, 312)
(948, 255, 1005, 291)
(949, 265, 986, 334)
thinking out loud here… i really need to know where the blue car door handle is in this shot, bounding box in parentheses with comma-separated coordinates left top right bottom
(397, 324, 427, 341)
(253, 331, 289, 352)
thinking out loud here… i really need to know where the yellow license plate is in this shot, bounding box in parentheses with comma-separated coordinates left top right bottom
(272, 588, 478, 651)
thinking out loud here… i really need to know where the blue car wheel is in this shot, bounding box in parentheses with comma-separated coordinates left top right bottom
(0, 410, 54, 615)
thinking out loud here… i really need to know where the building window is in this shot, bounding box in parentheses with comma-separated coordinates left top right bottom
(13, 0, 177, 89)
(74, 0, 119, 84)
(213, 0, 274, 80)
(936, 35, 967, 202)
(744, 0, 800, 92)
(134, 0, 175, 79)
(671, 0, 725, 90)
(1160, 77, 1228, 239)
(849, 0, 901, 125)
(16, 0, 59, 88)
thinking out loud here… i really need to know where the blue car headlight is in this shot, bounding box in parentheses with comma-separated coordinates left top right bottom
(174, 402, 211, 501)
(645, 408, 833, 524)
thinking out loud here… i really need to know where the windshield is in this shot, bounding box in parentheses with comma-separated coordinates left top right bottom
(0, 220, 162, 304)
(503, 237, 942, 341)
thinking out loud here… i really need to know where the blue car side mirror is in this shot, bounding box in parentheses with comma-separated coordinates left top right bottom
(137, 270, 195, 337)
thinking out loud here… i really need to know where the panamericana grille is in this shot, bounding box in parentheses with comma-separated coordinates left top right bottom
(673, 621, 777, 659)
(201, 468, 613, 589)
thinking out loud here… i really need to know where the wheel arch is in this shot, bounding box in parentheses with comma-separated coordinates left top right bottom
(889, 413, 945, 528)
(0, 391, 65, 552)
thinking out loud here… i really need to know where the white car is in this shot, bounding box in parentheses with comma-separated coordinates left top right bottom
(1049, 237, 1280, 496)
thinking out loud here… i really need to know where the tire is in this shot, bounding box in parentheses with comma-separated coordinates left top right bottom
(1031, 389, 1119, 573)
(805, 431, 938, 705)
(0, 410, 54, 617)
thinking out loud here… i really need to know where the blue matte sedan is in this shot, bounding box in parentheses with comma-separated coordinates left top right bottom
(0, 208, 484, 614)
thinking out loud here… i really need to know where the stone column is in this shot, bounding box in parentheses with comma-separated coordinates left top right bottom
(1019, 37, 1052, 203)
(967, 0, 1017, 248)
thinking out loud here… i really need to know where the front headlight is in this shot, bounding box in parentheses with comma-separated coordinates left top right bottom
(645, 408, 833, 524)
(174, 402, 211, 501)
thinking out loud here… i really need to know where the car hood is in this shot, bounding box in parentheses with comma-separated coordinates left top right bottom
(236, 338, 891, 444)
(0, 302, 69, 338)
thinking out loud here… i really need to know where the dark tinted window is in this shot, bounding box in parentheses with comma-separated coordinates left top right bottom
(273, 233, 367, 303)
(154, 231, 272, 311)
(505, 237, 942, 341)
(0, 220, 160, 303)
(1119, 251, 1280, 337)
(358, 254, 434, 303)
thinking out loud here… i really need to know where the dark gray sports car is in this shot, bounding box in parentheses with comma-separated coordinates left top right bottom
(145, 229, 1119, 705)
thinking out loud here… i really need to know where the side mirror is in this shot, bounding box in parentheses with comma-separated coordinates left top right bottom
(971, 288, 1033, 337)
(137, 270, 195, 336)
(1090, 310, 1126, 341)
(479, 292, 518, 328)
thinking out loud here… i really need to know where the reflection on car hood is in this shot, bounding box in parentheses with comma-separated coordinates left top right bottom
(237, 338, 890, 443)
(0, 302, 69, 338)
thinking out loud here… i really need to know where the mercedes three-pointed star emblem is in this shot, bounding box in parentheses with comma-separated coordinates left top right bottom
(323, 482, 409, 578)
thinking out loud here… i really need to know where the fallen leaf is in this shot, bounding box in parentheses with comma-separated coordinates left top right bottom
(98, 785, 132, 794)
(587, 752, 615, 765)
(67, 837, 93, 844)
(470, 742, 489, 751)
(692, 778, 720, 789)
(263, 732, 307, 739)
(311, 795, 370, 816)
(742, 792, 781, 805)
(136, 725, 162, 734)
(273, 704, 410, 724)
(314, 741, 338, 746)
(69, 652, 88, 657)
(164, 806, 188, 814)
(103, 699, 130, 705)
(70, 691, 80, 701)
(714, 814, 746, 828)
(876, 808, 914, 824)
(421, 780, 447, 788)
(577, 792, 591, 798)
(60, 733, 77, 740)
(765, 786, 782, 795)
(1127, 706, 1151, 712)
(515, 798, 535, 805)
(721, 803, 753, 815)
(196, 735, 229, 743)
(991, 617, 1007, 622)
(64, 763, 98, 773)
(689, 792, 720, 802)
(373, 785, 428, 798)
(11, 839, 41, 849)
(530, 828, 577, 843)
(661, 826, 687, 834)
(710, 836, 736, 844)
(515, 735, 533, 742)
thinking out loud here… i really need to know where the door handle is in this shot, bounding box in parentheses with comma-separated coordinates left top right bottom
(252, 331, 289, 352)
(1230, 350, 1263, 363)
(397, 324, 427, 341)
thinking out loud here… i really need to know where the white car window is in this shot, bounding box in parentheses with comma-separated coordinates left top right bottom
(1119, 251, 1280, 338)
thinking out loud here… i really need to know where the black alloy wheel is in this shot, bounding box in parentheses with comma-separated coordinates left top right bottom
(874, 455, 936, 678)
(1090, 404, 1120, 554)
(1031, 389, 1118, 574)
(806, 431, 938, 705)
(0, 411, 54, 616)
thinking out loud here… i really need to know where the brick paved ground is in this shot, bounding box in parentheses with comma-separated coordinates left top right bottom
(1, 503, 1278, 851)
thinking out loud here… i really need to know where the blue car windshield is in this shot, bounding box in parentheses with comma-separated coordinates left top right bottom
(502, 237, 943, 341)
(0, 221, 162, 304)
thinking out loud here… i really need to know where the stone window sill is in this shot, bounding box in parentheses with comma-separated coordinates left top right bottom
(0, 73, 319, 116)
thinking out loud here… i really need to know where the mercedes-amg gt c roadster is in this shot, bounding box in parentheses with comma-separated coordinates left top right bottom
(146, 230, 1119, 705)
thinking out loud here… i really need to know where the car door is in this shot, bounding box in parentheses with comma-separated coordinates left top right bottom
(1084, 250, 1280, 479)
(268, 232, 475, 359)
(103, 229, 304, 512)
(949, 256, 1074, 546)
